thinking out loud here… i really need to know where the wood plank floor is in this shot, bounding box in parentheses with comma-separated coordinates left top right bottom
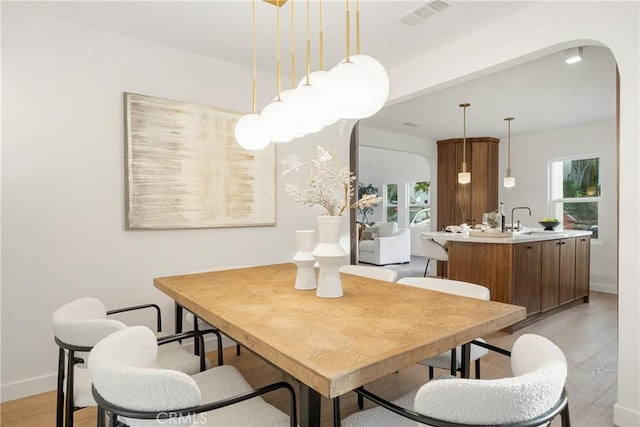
(1, 292, 617, 427)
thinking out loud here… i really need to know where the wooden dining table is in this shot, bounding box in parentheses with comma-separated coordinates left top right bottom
(154, 263, 526, 427)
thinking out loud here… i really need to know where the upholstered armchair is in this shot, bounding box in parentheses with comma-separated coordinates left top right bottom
(358, 222, 411, 266)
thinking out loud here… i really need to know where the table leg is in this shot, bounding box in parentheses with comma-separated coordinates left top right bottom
(175, 303, 183, 334)
(460, 342, 471, 378)
(299, 384, 321, 427)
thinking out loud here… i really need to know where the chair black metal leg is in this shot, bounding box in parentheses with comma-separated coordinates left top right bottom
(428, 366, 434, 380)
(108, 413, 117, 427)
(211, 329, 223, 366)
(450, 347, 457, 376)
(193, 316, 201, 356)
(56, 347, 65, 427)
(357, 394, 364, 409)
(96, 406, 105, 427)
(174, 303, 183, 334)
(423, 259, 430, 277)
(236, 343, 241, 355)
(198, 334, 207, 371)
(561, 402, 571, 427)
(475, 359, 481, 379)
(65, 350, 75, 427)
(333, 397, 341, 427)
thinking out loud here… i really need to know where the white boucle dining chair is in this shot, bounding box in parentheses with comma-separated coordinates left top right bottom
(421, 236, 448, 277)
(340, 334, 570, 427)
(339, 265, 399, 282)
(397, 277, 491, 380)
(88, 325, 296, 427)
(51, 297, 209, 427)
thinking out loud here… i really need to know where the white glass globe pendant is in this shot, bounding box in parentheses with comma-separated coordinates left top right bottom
(324, 60, 374, 119)
(261, 100, 296, 143)
(279, 89, 307, 138)
(235, 113, 270, 150)
(298, 70, 339, 126)
(288, 82, 328, 134)
(349, 54, 389, 117)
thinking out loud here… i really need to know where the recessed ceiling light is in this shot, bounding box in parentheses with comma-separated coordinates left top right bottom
(565, 47, 583, 64)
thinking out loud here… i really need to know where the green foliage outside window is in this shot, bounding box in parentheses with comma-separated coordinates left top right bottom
(357, 183, 380, 223)
(563, 158, 600, 198)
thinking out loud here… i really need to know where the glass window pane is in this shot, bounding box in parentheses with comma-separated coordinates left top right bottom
(357, 183, 380, 223)
(386, 207, 398, 223)
(386, 184, 397, 205)
(385, 184, 398, 222)
(409, 181, 430, 225)
(563, 201, 598, 238)
(562, 158, 600, 198)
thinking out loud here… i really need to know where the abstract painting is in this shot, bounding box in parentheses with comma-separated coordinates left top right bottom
(124, 93, 275, 229)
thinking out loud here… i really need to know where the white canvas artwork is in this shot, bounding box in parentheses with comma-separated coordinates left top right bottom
(124, 93, 275, 229)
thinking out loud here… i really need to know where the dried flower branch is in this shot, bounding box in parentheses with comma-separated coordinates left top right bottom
(282, 146, 382, 216)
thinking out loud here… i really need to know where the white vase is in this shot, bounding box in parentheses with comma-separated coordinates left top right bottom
(312, 215, 347, 298)
(293, 230, 317, 290)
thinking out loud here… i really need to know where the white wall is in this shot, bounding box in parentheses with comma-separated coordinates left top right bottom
(499, 119, 617, 293)
(0, 5, 352, 400)
(385, 2, 639, 424)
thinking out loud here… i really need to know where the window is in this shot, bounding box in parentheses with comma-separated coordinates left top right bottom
(409, 181, 430, 226)
(383, 181, 431, 225)
(550, 157, 600, 238)
(385, 183, 398, 222)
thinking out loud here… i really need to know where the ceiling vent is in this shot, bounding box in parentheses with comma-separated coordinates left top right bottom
(403, 122, 422, 128)
(399, 0, 450, 26)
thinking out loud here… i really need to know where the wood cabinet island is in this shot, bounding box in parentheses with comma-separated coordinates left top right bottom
(423, 230, 592, 331)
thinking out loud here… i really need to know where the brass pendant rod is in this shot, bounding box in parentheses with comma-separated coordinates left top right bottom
(356, 0, 360, 54)
(345, 0, 351, 63)
(252, 0, 257, 113)
(305, 0, 311, 85)
(319, 0, 324, 70)
(505, 117, 514, 175)
(460, 103, 470, 172)
(290, 0, 295, 87)
(276, 0, 282, 100)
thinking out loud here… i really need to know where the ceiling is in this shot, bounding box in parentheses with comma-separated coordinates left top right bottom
(11, 1, 617, 140)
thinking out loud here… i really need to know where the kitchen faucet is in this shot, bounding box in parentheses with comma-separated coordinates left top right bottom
(511, 207, 532, 231)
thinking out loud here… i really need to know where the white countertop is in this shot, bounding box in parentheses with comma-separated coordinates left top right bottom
(422, 229, 592, 244)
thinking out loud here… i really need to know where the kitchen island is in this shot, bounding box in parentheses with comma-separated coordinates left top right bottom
(423, 229, 592, 330)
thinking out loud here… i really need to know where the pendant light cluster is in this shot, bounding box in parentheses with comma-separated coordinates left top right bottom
(453, 103, 517, 187)
(235, 0, 389, 150)
(457, 103, 471, 184)
(504, 117, 515, 188)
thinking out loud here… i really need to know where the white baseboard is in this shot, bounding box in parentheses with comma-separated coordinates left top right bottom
(0, 335, 236, 403)
(1, 372, 57, 403)
(590, 282, 617, 294)
(614, 403, 640, 426)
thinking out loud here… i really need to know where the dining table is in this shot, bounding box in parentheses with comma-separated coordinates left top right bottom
(154, 263, 526, 427)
